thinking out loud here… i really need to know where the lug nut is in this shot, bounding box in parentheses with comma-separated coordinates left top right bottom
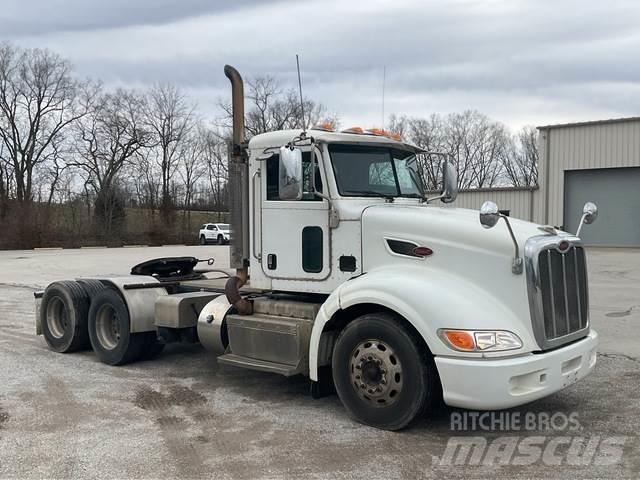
(368, 389, 375, 394)
(381, 379, 386, 385)
(355, 375, 360, 379)
(355, 364, 361, 370)
(360, 383, 366, 389)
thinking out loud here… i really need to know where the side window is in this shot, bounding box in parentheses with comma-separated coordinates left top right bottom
(266, 152, 323, 201)
(302, 226, 323, 273)
(206, 225, 214, 230)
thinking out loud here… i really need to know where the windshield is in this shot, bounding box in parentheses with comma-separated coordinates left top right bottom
(328, 144, 423, 198)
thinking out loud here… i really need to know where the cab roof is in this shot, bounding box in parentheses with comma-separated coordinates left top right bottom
(247, 128, 423, 154)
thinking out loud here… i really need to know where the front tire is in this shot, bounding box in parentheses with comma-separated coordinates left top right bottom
(217, 234, 224, 244)
(332, 312, 439, 430)
(200, 235, 207, 245)
(88, 288, 146, 365)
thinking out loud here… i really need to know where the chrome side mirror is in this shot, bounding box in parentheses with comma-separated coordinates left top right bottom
(480, 201, 500, 228)
(441, 160, 458, 204)
(278, 145, 303, 200)
(479, 201, 523, 275)
(576, 201, 598, 236)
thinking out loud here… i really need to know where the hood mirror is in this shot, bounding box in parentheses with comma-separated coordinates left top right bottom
(480, 201, 500, 229)
(576, 201, 598, 236)
(278, 145, 303, 200)
(479, 201, 523, 275)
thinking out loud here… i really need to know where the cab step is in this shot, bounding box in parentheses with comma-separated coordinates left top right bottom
(217, 353, 299, 376)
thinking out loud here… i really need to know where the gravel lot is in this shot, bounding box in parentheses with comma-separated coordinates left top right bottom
(0, 246, 639, 479)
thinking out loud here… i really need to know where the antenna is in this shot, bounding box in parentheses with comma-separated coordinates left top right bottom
(296, 54, 306, 133)
(382, 65, 386, 130)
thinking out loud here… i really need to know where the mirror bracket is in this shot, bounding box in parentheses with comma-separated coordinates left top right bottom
(479, 200, 522, 275)
(576, 202, 598, 237)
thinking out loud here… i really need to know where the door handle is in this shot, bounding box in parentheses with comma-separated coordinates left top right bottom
(252, 170, 262, 261)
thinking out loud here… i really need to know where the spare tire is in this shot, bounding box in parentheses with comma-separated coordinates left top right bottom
(40, 281, 91, 353)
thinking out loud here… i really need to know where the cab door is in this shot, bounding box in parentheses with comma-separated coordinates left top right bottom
(260, 149, 330, 281)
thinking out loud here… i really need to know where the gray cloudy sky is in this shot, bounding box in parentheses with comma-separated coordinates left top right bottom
(2, 0, 640, 130)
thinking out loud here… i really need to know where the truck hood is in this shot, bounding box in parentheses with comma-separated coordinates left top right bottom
(360, 204, 558, 350)
(362, 204, 546, 259)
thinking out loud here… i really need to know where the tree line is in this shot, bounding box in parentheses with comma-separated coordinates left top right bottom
(0, 42, 538, 248)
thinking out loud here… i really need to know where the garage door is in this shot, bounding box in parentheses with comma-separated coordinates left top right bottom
(564, 167, 640, 246)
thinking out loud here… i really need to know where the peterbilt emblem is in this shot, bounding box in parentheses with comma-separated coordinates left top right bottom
(557, 240, 571, 253)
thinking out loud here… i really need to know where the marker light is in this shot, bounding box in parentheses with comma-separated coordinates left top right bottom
(364, 128, 402, 141)
(312, 122, 334, 132)
(342, 126, 364, 134)
(439, 329, 523, 352)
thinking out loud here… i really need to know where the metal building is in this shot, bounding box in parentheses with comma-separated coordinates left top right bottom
(455, 117, 640, 247)
(537, 117, 640, 246)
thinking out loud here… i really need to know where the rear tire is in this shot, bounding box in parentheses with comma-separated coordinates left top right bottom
(332, 312, 439, 430)
(77, 279, 106, 300)
(88, 288, 146, 365)
(41, 281, 91, 353)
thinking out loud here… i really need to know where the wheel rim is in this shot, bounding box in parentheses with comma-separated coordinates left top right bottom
(95, 304, 121, 350)
(349, 339, 403, 407)
(46, 296, 67, 339)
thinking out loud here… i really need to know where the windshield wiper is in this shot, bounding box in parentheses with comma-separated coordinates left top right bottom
(343, 190, 396, 201)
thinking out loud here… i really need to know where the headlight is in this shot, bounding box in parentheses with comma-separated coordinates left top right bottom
(438, 329, 522, 352)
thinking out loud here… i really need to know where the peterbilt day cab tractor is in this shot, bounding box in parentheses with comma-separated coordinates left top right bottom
(35, 65, 599, 430)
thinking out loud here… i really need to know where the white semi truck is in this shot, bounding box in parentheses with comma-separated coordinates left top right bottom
(35, 66, 599, 430)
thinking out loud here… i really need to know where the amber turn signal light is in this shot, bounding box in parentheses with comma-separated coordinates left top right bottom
(442, 330, 476, 351)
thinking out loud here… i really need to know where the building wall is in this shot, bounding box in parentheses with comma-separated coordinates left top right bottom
(453, 188, 539, 222)
(537, 118, 640, 228)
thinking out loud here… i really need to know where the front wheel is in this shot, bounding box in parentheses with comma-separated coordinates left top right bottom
(217, 234, 224, 244)
(332, 312, 440, 430)
(199, 235, 207, 245)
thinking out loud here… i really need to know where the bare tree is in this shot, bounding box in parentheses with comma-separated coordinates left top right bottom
(396, 111, 510, 190)
(145, 84, 195, 219)
(202, 127, 228, 220)
(0, 43, 86, 204)
(72, 85, 149, 231)
(220, 75, 338, 138)
(502, 125, 539, 187)
(177, 123, 207, 234)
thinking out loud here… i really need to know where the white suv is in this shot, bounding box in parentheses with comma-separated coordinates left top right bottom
(199, 223, 230, 245)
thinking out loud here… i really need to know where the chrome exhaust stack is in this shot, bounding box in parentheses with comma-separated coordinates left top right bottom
(224, 65, 252, 315)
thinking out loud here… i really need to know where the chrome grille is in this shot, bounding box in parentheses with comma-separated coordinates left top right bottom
(525, 236, 590, 350)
